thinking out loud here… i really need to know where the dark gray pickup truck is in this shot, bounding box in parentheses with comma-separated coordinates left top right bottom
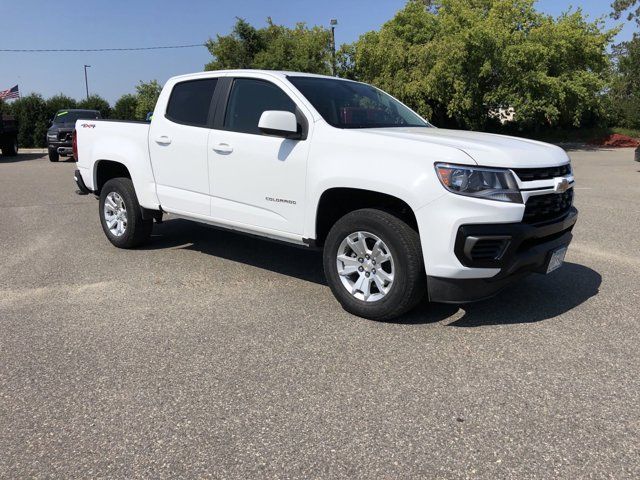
(0, 113, 18, 157)
(46, 109, 101, 162)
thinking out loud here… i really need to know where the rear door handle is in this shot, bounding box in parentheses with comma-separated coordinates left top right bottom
(212, 143, 233, 154)
(155, 135, 171, 145)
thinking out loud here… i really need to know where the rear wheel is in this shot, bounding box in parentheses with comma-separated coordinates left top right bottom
(99, 177, 153, 248)
(48, 147, 59, 162)
(323, 208, 426, 321)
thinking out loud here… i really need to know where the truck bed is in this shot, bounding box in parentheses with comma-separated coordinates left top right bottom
(75, 119, 159, 209)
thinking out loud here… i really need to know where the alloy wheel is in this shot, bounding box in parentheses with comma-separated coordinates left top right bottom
(103, 191, 127, 237)
(336, 231, 395, 302)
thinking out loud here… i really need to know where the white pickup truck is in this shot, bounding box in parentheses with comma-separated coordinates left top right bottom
(74, 70, 577, 320)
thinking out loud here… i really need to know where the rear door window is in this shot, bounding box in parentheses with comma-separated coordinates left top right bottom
(166, 78, 218, 127)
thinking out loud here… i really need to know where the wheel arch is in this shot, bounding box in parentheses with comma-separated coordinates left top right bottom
(313, 187, 419, 247)
(94, 159, 132, 194)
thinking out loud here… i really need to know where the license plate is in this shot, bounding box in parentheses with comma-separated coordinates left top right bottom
(546, 247, 567, 274)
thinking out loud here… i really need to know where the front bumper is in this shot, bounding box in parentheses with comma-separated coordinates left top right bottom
(48, 140, 73, 156)
(427, 207, 578, 303)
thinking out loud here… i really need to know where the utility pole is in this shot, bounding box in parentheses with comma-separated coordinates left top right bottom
(330, 19, 338, 76)
(84, 65, 91, 100)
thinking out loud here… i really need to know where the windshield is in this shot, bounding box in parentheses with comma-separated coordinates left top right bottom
(288, 76, 430, 129)
(53, 110, 101, 124)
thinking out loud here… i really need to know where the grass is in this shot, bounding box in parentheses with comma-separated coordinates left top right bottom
(610, 127, 640, 139)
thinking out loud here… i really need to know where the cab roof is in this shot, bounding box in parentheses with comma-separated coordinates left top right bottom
(168, 69, 356, 83)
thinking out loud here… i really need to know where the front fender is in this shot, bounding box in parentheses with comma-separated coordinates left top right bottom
(303, 128, 463, 239)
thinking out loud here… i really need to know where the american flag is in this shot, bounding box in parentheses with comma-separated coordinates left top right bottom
(0, 85, 20, 100)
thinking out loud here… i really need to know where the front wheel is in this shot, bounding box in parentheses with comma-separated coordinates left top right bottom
(99, 177, 153, 248)
(323, 208, 426, 321)
(48, 147, 59, 162)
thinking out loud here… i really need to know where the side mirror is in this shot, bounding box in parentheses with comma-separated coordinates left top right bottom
(258, 111, 300, 139)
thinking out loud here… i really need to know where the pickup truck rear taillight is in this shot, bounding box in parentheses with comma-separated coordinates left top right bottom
(72, 129, 78, 161)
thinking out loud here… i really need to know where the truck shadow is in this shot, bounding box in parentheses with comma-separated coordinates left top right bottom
(146, 219, 601, 327)
(375, 262, 600, 326)
(0, 152, 47, 163)
(146, 218, 328, 285)
(441, 262, 601, 327)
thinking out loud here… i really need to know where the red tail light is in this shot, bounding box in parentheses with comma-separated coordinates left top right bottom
(72, 129, 78, 161)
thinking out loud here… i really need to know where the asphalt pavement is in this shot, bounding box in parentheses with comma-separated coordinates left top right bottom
(0, 148, 638, 479)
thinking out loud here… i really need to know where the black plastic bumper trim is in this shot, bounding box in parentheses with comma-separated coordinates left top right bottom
(427, 270, 534, 304)
(454, 208, 577, 269)
(74, 169, 92, 195)
(430, 208, 578, 303)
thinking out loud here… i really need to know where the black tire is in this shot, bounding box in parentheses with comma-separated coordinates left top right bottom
(1, 138, 17, 156)
(323, 208, 426, 321)
(48, 147, 59, 162)
(99, 177, 153, 248)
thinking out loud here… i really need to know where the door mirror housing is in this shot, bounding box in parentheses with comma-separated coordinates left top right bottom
(258, 111, 300, 139)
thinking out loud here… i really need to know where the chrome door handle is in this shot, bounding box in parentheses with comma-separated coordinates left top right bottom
(155, 135, 171, 145)
(212, 143, 233, 154)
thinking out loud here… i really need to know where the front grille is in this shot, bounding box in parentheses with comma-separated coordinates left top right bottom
(469, 238, 510, 261)
(513, 164, 571, 182)
(58, 131, 72, 141)
(524, 189, 573, 224)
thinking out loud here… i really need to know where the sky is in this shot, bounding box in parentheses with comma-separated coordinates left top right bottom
(0, 0, 637, 104)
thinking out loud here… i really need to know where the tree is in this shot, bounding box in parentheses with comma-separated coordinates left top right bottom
(612, 0, 640, 24)
(342, 0, 615, 130)
(610, 36, 640, 128)
(135, 80, 162, 120)
(205, 18, 265, 70)
(78, 94, 111, 118)
(205, 17, 332, 74)
(112, 94, 138, 120)
(45, 94, 77, 122)
(494, 9, 616, 130)
(10, 94, 48, 147)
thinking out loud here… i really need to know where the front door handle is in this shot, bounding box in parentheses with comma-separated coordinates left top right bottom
(212, 143, 233, 154)
(155, 135, 172, 145)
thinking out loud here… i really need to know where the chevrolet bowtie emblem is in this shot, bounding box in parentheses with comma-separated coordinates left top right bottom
(553, 177, 570, 193)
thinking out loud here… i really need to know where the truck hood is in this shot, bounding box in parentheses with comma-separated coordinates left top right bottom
(359, 127, 569, 168)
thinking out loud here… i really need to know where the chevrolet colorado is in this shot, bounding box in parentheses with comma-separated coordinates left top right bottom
(74, 70, 577, 320)
(0, 113, 18, 156)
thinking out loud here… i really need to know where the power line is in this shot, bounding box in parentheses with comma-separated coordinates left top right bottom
(0, 43, 206, 53)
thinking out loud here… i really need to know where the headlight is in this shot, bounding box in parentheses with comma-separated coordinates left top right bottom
(435, 163, 522, 203)
(47, 133, 57, 139)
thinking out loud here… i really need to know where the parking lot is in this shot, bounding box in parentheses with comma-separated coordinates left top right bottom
(1, 148, 638, 478)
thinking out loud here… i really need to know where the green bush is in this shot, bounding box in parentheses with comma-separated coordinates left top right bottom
(78, 95, 111, 119)
(112, 94, 138, 120)
(45, 94, 77, 123)
(10, 94, 48, 148)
